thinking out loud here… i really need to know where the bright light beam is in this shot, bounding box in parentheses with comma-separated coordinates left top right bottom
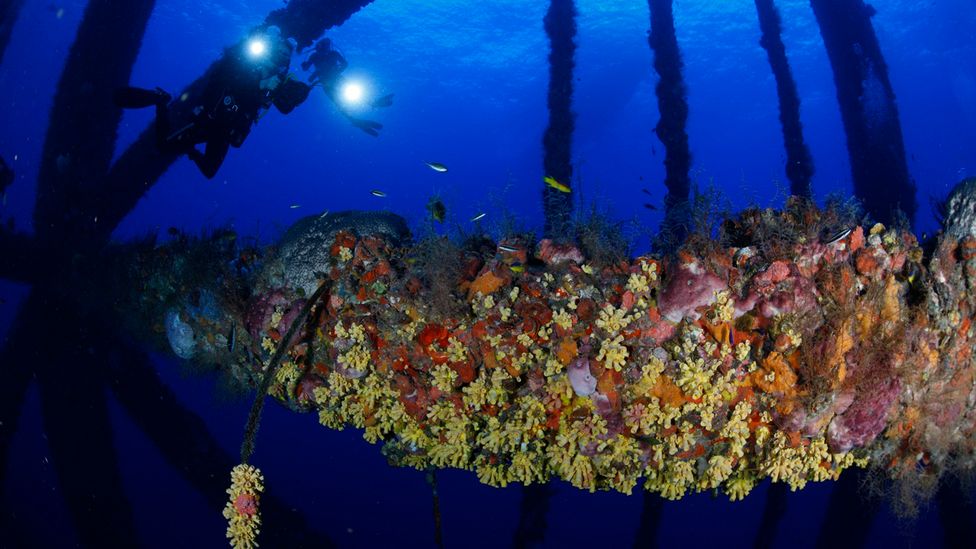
(341, 81, 365, 106)
(248, 37, 268, 58)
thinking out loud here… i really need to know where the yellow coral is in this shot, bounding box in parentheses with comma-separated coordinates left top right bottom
(462, 375, 488, 409)
(431, 365, 458, 392)
(627, 272, 650, 295)
(428, 442, 470, 468)
(486, 368, 511, 406)
(271, 361, 302, 399)
(510, 450, 545, 485)
(709, 290, 735, 323)
(476, 460, 509, 487)
(596, 334, 629, 372)
(340, 398, 367, 428)
(477, 417, 506, 453)
(326, 371, 358, 396)
(564, 454, 596, 492)
(640, 259, 659, 280)
(509, 286, 520, 302)
(762, 432, 804, 487)
(596, 304, 632, 333)
(703, 455, 734, 489)
(658, 460, 694, 500)
(500, 306, 513, 322)
(724, 471, 756, 501)
(223, 464, 264, 549)
(553, 308, 573, 330)
(446, 337, 467, 362)
(676, 357, 713, 399)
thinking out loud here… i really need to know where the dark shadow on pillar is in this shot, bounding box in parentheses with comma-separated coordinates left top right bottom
(815, 469, 879, 549)
(37, 310, 139, 546)
(936, 479, 976, 549)
(755, 0, 814, 198)
(512, 483, 553, 548)
(754, 482, 788, 548)
(648, 0, 692, 251)
(633, 491, 664, 548)
(0, 228, 42, 283)
(0, 290, 40, 487)
(34, 0, 157, 244)
(0, 0, 26, 66)
(541, 0, 577, 240)
(107, 339, 338, 547)
(809, 0, 917, 225)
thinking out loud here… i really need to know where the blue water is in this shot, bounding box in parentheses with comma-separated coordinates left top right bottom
(1, 0, 975, 546)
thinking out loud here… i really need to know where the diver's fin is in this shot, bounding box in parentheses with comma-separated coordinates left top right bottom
(371, 93, 394, 108)
(114, 86, 171, 109)
(348, 116, 382, 137)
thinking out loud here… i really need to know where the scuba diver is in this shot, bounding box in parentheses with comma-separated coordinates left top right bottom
(301, 37, 393, 137)
(114, 26, 312, 179)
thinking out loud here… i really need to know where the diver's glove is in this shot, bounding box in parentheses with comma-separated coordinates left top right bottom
(114, 86, 171, 109)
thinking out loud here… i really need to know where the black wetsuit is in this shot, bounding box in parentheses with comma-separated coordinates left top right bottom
(118, 36, 295, 178)
(163, 42, 290, 177)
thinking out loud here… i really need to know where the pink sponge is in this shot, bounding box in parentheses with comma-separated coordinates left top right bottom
(658, 259, 727, 322)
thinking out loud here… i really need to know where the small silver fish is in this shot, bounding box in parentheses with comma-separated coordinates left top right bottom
(228, 324, 236, 353)
(318, 210, 331, 219)
(470, 212, 486, 222)
(498, 244, 520, 253)
(425, 162, 448, 173)
(370, 190, 387, 197)
(290, 204, 301, 209)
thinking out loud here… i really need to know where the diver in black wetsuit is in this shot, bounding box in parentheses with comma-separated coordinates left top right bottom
(114, 26, 311, 179)
(301, 37, 392, 137)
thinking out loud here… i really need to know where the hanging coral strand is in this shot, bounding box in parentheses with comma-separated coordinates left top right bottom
(224, 279, 330, 548)
(223, 464, 265, 549)
(240, 279, 331, 463)
(427, 469, 445, 549)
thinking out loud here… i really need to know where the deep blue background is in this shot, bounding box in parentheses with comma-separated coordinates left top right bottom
(1, 0, 975, 546)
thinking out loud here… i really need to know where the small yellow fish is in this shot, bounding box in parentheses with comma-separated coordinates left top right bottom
(427, 197, 447, 223)
(544, 176, 571, 193)
(425, 162, 448, 173)
(510, 265, 525, 273)
(371, 190, 387, 197)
